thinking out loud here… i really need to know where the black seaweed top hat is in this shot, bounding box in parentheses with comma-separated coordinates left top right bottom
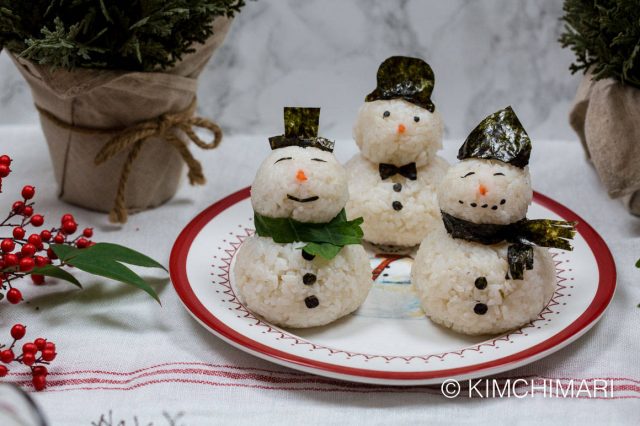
(457, 106, 532, 168)
(269, 107, 334, 152)
(365, 56, 436, 112)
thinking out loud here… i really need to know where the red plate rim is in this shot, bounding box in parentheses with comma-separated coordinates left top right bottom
(169, 186, 616, 381)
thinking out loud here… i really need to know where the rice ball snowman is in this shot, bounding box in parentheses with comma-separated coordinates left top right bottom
(234, 107, 372, 328)
(412, 107, 576, 335)
(346, 56, 448, 247)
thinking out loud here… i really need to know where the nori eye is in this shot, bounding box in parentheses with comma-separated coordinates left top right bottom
(461, 172, 475, 178)
(383, 111, 390, 118)
(414, 116, 420, 122)
(494, 172, 505, 176)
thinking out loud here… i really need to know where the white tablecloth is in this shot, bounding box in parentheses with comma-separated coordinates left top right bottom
(1, 125, 638, 425)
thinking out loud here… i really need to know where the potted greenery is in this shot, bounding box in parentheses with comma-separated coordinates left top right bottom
(0, 1, 246, 222)
(560, 0, 640, 215)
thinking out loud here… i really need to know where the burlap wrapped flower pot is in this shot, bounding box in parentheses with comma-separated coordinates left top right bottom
(10, 17, 232, 223)
(570, 71, 640, 215)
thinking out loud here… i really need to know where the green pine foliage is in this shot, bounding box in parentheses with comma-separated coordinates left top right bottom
(559, 0, 640, 88)
(0, 0, 246, 71)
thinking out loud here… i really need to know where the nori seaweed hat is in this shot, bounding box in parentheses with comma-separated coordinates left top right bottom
(269, 107, 334, 152)
(457, 106, 532, 168)
(365, 56, 436, 112)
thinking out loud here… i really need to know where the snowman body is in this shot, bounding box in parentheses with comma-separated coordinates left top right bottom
(235, 238, 370, 328)
(346, 98, 448, 246)
(412, 158, 558, 335)
(412, 227, 556, 335)
(234, 145, 371, 328)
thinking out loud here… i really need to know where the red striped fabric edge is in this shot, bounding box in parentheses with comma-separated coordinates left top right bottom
(4, 362, 638, 398)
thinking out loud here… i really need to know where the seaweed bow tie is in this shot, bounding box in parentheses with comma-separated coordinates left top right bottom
(440, 211, 576, 280)
(378, 162, 417, 180)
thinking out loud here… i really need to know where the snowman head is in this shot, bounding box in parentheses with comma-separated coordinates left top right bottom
(251, 107, 348, 223)
(353, 99, 443, 166)
(438, 107, 533, 225)
(354, 56, 443, 166)
(438, 159, 531, 224)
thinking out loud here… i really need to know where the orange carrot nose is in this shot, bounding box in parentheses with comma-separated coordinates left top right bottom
(478, 184, 488, 196)
(296, 169, 307, 182)
(397, 123, 406, 134)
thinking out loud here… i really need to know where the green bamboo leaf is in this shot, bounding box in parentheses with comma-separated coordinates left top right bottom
(72, 243, 166, 271)
(31, 264, 82, 288)
(66, 257, 160, 304)
(636, 258, 640, 268)
(50, 244, 80, 261)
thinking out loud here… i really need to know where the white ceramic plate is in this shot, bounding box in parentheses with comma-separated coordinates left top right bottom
(170, 187, 616, 385)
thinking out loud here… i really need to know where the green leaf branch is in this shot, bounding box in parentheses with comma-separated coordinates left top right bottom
(0, 0, 248, 71)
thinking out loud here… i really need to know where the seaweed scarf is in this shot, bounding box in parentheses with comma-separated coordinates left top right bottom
(441, 211, 577, 279)
(253, 209, 364, 260)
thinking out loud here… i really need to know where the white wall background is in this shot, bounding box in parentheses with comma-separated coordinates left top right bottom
(0, 0, 581, 141)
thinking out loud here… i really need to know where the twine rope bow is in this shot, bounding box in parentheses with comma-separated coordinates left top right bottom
(35, 98, 222, 223)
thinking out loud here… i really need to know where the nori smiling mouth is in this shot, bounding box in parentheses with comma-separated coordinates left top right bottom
(287, 194, 319, 203)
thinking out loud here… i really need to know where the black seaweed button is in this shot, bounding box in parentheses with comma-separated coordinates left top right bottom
(474, 303, 488, 315)
(301, 250, 315, 261)
(392, 201, 403, 211)
(305, 295, 319, 309)
(475, 277, 488, 290)
(393, 183, 402, 192)
(303, 273, 316, 285)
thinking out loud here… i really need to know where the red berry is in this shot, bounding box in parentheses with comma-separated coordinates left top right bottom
(22, 206, 33, 217)
(60, 214, 74, 224)
(27, 234, 42, 246)
(19, 257, 35, 272)
(7, 288, 22, 304)
(41, 349, 56, 362)
(76, 238, 89, 248)
(53, 234, 65, 244)
(30, 214, 44, 227)
(34, 338, 46, 351)
(21, 243, 36, 256)
(13, 227, 25, 239)
(46, 248, 58, 260)
(0, 349, 14, 363)
(62, 221, 77, 234)
(22, 343, 37, 354)
(0, 365, 7, 377)
(32, 365, 48, 377)
(3, 253, 18, 267)
(21, 185, 35, 200)
(32, 374, 46, 390)
(31, 274, 45, 285)
(82, 228, 94, 238)
(22, 352, 35, 366)
(1, 238, 15, 253)
(44, 342, 56, 352)
(0, 155, 11, 166)
(40, 230, 52, 241)
(34, 256, 48, 267)
(10, 324, 26, 340)
(0, 164, 10, 178)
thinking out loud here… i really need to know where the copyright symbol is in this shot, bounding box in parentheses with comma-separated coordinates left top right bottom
(441, 379, 461, 398)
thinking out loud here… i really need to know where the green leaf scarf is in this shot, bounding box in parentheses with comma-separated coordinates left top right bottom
(253, 209, 364, 260)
